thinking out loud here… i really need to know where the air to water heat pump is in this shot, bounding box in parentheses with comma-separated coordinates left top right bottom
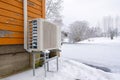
(25, 18, 61, 52)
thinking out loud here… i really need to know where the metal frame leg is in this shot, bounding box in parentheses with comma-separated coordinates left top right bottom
(33, 53, 35, 76)
(56, 56, 59, 71)
(44, 52, 47, 77)
(47, 62, 49, 71)
(44, 63, 46, 77)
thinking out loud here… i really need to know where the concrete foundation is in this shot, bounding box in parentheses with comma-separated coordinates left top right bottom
(0, 45, 30, 78)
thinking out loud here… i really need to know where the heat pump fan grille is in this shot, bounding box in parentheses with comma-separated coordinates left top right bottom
(43, 21, 57, 50)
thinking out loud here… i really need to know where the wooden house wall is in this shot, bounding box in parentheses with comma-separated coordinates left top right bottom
(0, 0, 45, 45)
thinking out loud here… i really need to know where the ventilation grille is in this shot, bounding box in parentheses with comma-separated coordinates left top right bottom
(43, 21, 57, 50)
(28, 20, 38, 50)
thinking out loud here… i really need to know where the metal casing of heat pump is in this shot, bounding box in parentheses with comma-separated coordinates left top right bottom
(26, 18, 61, 52)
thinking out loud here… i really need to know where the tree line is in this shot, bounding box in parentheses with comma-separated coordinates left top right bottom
(46, 0, 120, 43)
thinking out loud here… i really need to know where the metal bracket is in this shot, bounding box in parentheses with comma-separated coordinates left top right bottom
(32, 51, 59, 77)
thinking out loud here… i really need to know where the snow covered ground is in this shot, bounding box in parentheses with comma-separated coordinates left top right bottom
(2, 37, 120, 80)
(62, 37, 120, 73)
(3, 58, 120, 80)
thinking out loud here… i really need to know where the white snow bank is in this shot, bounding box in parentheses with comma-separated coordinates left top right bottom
(78, 37, 120, 44)
(62, 37, 120, 73)
(3, 58, 120, 80)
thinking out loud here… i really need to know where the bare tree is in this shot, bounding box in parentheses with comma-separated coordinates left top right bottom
(46, 0, 64, 43)
(69, 21, 89, 42)
(68, 21, 102, 42)
(46, 0, 63, 21)
(115, 16, 120, 37)
(108, 28, 116, 40)
(87, 27, 102, 38)
(102, 16, 119, 39)
(53, 18, 63, 27)
(61, 31, 68, 42)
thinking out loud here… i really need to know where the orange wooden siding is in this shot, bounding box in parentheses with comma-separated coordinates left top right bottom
(0, 0, 45, 45)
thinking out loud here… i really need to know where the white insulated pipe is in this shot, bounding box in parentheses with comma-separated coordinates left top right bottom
(23, 0, 27, 49)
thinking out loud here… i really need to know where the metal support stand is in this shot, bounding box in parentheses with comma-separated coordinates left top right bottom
(32, 51, 59, 77)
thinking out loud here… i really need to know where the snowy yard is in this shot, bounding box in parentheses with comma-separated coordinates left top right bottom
(3, 37, 120, 80)
(3, 58, 120, 80)
(62, 37, 120, 73)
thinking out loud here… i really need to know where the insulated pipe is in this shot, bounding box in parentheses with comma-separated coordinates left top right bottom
(23, 0, 27, 49)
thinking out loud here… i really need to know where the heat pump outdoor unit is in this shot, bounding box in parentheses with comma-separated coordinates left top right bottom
(25, 18, 61, 52)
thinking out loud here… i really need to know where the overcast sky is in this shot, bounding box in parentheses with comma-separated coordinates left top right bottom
(62, 0, 120, 27)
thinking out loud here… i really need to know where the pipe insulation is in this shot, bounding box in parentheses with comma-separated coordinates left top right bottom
(23, 0, 27, 49)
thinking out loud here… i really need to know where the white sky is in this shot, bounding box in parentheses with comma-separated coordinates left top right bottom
(62, 0, 120, 27)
